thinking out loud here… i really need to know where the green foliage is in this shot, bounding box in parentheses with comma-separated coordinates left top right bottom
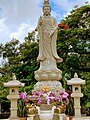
(57, 4, 90, 108)
(67, 97, 74, 116)
(1, 98, 10, 112)
(18, 99, 27, 117)
(63, 4, 90, 29)
(0, 33, 39, 99)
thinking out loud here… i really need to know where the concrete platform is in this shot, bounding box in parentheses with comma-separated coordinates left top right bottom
(0, 117, 90, 120)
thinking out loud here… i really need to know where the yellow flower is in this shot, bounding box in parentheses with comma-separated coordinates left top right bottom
(43, 86, 50, 92)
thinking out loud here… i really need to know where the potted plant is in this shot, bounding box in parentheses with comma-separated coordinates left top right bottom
(86, 100, 90, 116)
(67, 97, 74, 120)
(53, 91, 69, 114)
(18, 92, 28, 120)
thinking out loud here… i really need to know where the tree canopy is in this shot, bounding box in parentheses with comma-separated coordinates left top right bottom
(57, 3, 90, 107)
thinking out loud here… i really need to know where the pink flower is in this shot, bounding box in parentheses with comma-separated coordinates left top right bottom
(35, 91, 43, 96)
(60, 91, 69, 98)
(60, 91, 65, 95)
(20, 92, 28, 103)
(55, 97, 62, 102)
(20, 92, 27, 99)
(49, 92, 54, 97)
(38, 98, 42, 103)
(49, 96, 55, 101)
(65, 97, 69, 104)
(24, 98, 28, 103)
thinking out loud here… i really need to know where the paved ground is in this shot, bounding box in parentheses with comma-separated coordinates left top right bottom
(0, 117, 90, 120)
(66, 117, 90, 120)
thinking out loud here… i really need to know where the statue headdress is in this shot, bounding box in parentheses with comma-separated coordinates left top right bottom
(43, 0, 51, 9)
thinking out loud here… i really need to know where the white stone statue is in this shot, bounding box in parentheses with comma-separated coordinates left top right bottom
(37, 0, 62, 71)
(35, 0, 63, 81)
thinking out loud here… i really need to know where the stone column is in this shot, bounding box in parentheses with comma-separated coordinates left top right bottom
(67, 73, 85, 120)
(71, 93, 83, 118)
(7, 94, 19, 120)
(4, 74, 24, 120)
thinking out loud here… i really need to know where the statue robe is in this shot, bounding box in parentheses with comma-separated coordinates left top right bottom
(37, 16, 62, 70)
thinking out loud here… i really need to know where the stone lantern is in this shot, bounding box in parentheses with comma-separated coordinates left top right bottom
(67, 73, 85, 120)
(4, 74, 24, 120)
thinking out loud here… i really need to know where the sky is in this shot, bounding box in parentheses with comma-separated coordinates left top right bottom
(0, 0, 90, 44)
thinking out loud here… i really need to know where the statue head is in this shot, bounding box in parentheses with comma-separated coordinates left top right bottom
(43, 0, 51, 16)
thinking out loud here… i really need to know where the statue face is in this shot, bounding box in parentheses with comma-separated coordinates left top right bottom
(43, 6, 51, 16)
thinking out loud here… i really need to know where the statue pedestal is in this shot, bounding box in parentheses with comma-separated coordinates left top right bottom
(33, 81, 64, 94)
(39, 105, 55, 120)
(34, 67, 64, 94)
(35, 69, 62, 81)
(39, 112, 53, 120)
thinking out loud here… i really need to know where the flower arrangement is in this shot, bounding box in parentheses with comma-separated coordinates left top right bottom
(18, 92, 28, 117)
(29, 86, 69, 107)
(54, 91, 69, 105)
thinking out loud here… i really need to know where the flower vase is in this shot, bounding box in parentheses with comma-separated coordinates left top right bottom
(69, 116, 74, 120)
(54, 107, 61, 114)
(19, 117, 27, 120)
(27, 107, 38, 115)
(61, 106, 66, 113)
(54, 105, 66, 114)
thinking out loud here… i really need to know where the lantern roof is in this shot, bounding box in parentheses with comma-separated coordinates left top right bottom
(4, 74, 25, 87)
(67, 73, 85, 85)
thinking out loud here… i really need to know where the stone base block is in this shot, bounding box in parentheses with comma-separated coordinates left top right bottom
(59, 114, 67, 120)
(73, 117, 84, 120)
(39, 113, 53, 120)
(9, 117, 19, 120)
(33, 81, 64, 94)
(35, 69, 62, 81)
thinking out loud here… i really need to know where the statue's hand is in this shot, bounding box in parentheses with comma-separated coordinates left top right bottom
(49, 30, 54, 37)
(49, 27, 57, 37)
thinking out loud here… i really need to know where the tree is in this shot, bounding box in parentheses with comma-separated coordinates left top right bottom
(0, 32, 39, 95)
(57, 3, 90, 108)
